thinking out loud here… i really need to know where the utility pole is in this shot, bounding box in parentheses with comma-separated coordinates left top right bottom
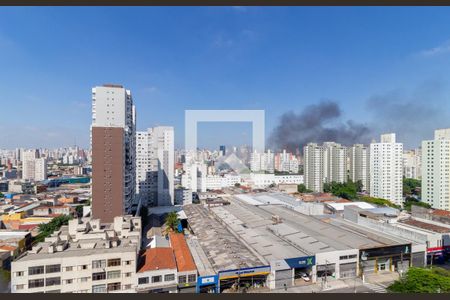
(237, 261, 242, 293)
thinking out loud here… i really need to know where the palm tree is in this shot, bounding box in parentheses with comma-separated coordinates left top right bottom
(164, 212, 179, 233)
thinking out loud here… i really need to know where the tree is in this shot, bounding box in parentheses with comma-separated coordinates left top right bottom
(388, 267, 450, 293)
(403, 197, 431, 212)
(297, 184, 313, 193)
(165, 212, 179, 233)
(34, 215, 73, 244)
(355, 180, 363, 193)
(75, 205, 84, 218)
(358, 195, 400, 209)
(403, 178, 421, 196)
(0, 192, 4, 198)
(234, 183, 241, 188)
(324, 181, 358, 200)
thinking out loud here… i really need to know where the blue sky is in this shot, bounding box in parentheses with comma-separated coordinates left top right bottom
(1, 6, 450, 150)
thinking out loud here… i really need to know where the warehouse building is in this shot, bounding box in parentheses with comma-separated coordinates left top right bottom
(213, 194, 420, 289)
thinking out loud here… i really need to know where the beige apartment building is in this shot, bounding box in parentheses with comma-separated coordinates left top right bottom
(11, 215, 141, 293)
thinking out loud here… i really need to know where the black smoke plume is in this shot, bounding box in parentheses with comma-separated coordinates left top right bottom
(268, 101, 371, 152)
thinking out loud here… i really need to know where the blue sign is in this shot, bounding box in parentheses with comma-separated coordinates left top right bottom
(285, 256, 315, 269)
(196, 275, 219, 293)
(218, 265, 271, 279)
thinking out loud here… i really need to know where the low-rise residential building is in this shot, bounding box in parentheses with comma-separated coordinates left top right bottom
(135, 232, 197, 293)
(169, 232, 197, 293)
(136, 247, 178, 293)
(0, 230, 32, 258)
(32, 205, 73, 217)
(11, 215, 141, 293)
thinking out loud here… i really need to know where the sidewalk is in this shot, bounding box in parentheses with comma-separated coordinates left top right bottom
(258, 279, 351, 293)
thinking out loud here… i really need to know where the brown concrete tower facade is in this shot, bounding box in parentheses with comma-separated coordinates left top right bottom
(91, 85, 136, 223)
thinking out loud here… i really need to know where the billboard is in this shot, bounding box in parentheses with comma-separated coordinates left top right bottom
(218, 265, 270, 280)
(284, 256, 315, 269)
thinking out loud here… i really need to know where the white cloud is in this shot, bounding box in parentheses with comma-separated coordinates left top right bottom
(418, 40, 450, 57)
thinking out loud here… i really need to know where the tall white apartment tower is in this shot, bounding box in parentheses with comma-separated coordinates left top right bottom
(303, 143, 324, 192)
(34, 158, 48, 181)
(370, 133, 403, 206)
(403, 148, 422, 180)
(91, 84, 136, 223)
(136, 126, 174, 207)
(348, 144, 370, 192)
(21, 150, 47, 181)
(323, 142, 348, 184)
(422, 128, 450, 211)
(21, 150, 38, 180)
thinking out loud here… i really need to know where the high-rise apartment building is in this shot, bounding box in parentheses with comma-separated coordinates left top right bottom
(422, 129, 450, 211)
(370, 133, 403, 206)
(348, 144, 370, 192)
(250, 150, 275, 173)
(34, 158, 48, 181)
(323, 142, 348, 184)
(91, 84, 136, 223)
(403, 148, 422, 180)
(21, 150, 47, 181)
(21, 150, 38, 180)
(136, 126, 174, 207)
(303, 143, 324, 192)
(219, 145, 226, 156)
(304, 142, 349, 193)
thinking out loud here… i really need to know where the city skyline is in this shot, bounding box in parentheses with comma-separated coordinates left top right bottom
(1, 7, 450, 149)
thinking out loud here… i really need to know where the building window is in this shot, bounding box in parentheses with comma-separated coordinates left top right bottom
(65, 266, 73, 272)
(124, 260, 132, 265)
(188, 274, 196, 282)
(152, 275, 162, 283)
(92, 284, 106, 293)
(28, 278, 45, 288)
(80, 277, 89, 283)
(46, 290, 61, 293)
(178, 275, 187, 283)
(107, 282, 121, 292)
(108, 258, 121, 267)
(65, 279, 73, 284)
(164, 274, 175, 281)
(138, 277, 149, 285)
(92, 260, 106, 269)
(15, 271, 24, 277)
(125, 272, 132, 277)
(92, 272, 106, 281)
(45, 277, 61, 286)
(28, 266, 45, 275)
(46, 264, 61, 274)
(123, 284, 132, 290)
(107, 270, 121, 279)
(15, 284, 24, 290)
(81, 265, 88, 270)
